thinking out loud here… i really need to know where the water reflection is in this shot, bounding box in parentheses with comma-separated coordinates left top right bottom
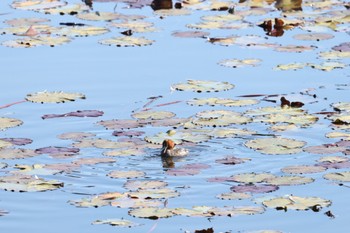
(151, 0, 173, 10)
(161, 156, 175, 168)
(258, 18, 285, 37)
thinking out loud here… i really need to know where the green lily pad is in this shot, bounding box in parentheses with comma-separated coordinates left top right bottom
(92, 219, 142, 227)
(262, 195, 331, 210)
(0, 117, 23, 131)
(245, 137, 306, 155)
(99, 36, 154, 47)
(0, 175, 63, 192)
(171, 80, 235, 93)
(131, 111, 175, 120)
(26, 91, 85, 103)
(324, 171, 350, 182)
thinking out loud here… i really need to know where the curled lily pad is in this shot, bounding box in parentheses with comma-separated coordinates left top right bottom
(92, 219, 142, 228)
(132, 111, 175, 120)
(128, 207, 175, 219)
(26, 91, 85, 103)
(0, 117, 23, 131)
(171, 80, 235, 93)
(108, 170, 145, 179)
(193, 110, 252, 126)
(187, 98, 259, 107)
(262, 195, 331, 210)
(0, 175, 63, 192)
(99, 36, 154, 47)
(218, 59, 262, 68)
(245, 137, 306, 155)
(324, 171, 350, 182)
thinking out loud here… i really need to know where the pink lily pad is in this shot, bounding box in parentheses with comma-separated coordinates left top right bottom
(230, 184, 279, 193)
(42, 110, 104, 119)
(332, 42, 350, 52)
(35, 146, 80, 155)
(316, 161, 350, 169)
(0, 138, 33, 146)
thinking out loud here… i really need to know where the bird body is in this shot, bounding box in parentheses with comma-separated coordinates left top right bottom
(161, 139, 189, 157)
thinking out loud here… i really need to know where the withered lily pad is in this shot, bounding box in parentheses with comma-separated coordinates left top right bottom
(0, 148, 37, 159)
(109, 21, 157, 33)
(56, 26, 110, 37)
(324, 171, 350, 182)
(108, 170, 145, 179)
(99, 36, 154, 47)
(231, 173, 276, 183)
(171, 30, 209, 38)
(92, 219, 142, 227)
(35, 146, 79, 155)
(210, 128, 256, 138)
(262, 195, 331, 210)
(293, 33, 334, 41)
(4, 17, 50, 26)
(154, 9, 191, 16)
(128, 207, 175, 219)
(73, 157, 116, 165)
(231, 184, 279, 194)
(171, 80, 234, 93)
(218, 59, 262, 68)
(111, 197, 163, 208)
(124, 180, 167, 190)
(103, 148, 145, 157)
(0, 117, 23, 131)
(245, 137, 306, 155)
(187, 97, 259, 107)
(77, 12, 123, 21)
(40, 3, 89, 15)
(26, 91, 85, 103)
(11, 164, 61, 176)
(0, 175, 63, 192)
(97, 119, 144, 130)
(274, 45, 316, 53)
(131, 111, 175, 120)
(281, 165, 326, 174)
(303, 143, 347, 154)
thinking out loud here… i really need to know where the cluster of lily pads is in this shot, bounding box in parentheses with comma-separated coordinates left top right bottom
(0, 76, 350, 231)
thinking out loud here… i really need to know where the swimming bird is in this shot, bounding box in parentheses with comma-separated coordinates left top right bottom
(161, 139, 189, 157)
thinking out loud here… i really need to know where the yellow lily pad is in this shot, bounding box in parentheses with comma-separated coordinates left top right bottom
(26, 91, 85, 103)
(218, 59, 262, 68)
(262, 195, 331, 210)
(108, 170, 145, 179)
(326, 131, 350, 140)
(275, 62, 308, 71)
(0, 117, 23, 131)
(332, 102, 350, 111)
(11, 0, 67, 11)
(131, 110, 175, 120)
(92, 219, 142, 227)
(187, 97, 259, 107)
(245, 137, 306, 155)
(318, 51, 350, 59)
(324, 171, 350, 182)
(171, 80, 235, 92)
(99, 36, 154, 47)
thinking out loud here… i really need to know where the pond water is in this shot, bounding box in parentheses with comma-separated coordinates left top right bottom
(0, 0, 350, 232)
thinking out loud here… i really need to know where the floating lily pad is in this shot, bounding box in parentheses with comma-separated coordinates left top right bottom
(26, 91, 85, 103)
(266, 175, 314, 186)
(111, 196, 163, 208)
(245, 137, 306, 155)
(103, 148, 145, 156)
(145, 130, 211, 144)
(128, 207, 175, 219)
(274, 45, 316, 53)
(69, 192, 125, 208)
(215, 156, 251, 165)
(42, 110, 103, 119)
(303, 143, 347, 154)
(293, 33, 334, 41)
(209, 206, 265, 217)
(56, 26, 110, 37)
(206, 36, 238, 46)
(0, 148, 37, 159)
(281, 165, 326, 174)
(77, 12, 123, 21)
(0, 138, 32, 146)
(124, 180, 167, 190)
(310, 62, 347, 71)
(92, 219, 142, 228)
(171, 80, 234, 93)
(35, 146, 79, 155)
(231, 184, 279, 194)
(262, 195, 331, 210)
(0, 117, 23, 131)
(108, 170, 145, 179)
(2, 36, 72, 48)
(11, 164, 61, 176)
(193, 110, 252, 126)
(99, 36, 154, 47)
(171, 30, 209, 38)
(132, 110, 175, 120)
(109, 21, 157, 33)
(230, 173, 276, 183)
(154, 9, 191, 16)
(319, 51, 350, 59)
(218, 59, 262, 68)
(0, 175, 63, 192)
(187, 97, 259, 107)
(97, 119, 144, 130)
(128, 188, 179, 199)
(324, 171, 350, 182)
(73, 138, 134, 149)
(210, 128, 257, 138)
(318, 156, 349, 163)
(0, 163, 8, 169)
(11, 0, 67, 11)
(246, 106, 304, 116)
(217, 192, 251, 200)
(57, 132, 95, 140)
(40, 3, 89, 15)
(4, 17, 50, 26)
(73, 157, 116, 165)
(254, 114, 318, 127)
(275, 62, 308, 71)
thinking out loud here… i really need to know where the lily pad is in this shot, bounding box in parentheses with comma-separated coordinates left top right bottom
(262, 195, 331, 211)
(293, 33, 334, 41)
(128, 188, 179, 199)
(145, 130, 211, 144)
(11, 164, 61, 176)
(128, 207, 175, 219)
(230, 173, 276, 183)
(0, 117, 23, 131)
(0, 148, 37, 159)
(171, 80, 235, 93)
(123, 180, 167, 190)
(231, 184, 279, 194)
(131, 110, 175, 120)
(73, 157, 116, 165)
(97, 119, 144, 130)
(187, 97, 259, 107)
(99, 36, 154, 47)
(42, 110, 104, 119)
(69, 192, 125, 208)
(281, 165, 326, 174)
(103, 148, 145, 156)
(77, 12, 123, 21)
(266, 175, 314, 186)
(26, 91, 85, 103)
(218, 59, 262, 68)
(57, 132, 95, 140)
(324, 171, 350, 182)
(2, 36, 72, 48)
(245, 137, 306, 155)
(92, 219, 142, 227)
(171, 30, 209, 38)
(0, 138, 32, 146)
(215, 156, 251, 165)
(111, 197, 163, 208)
(0, 175, 63, 192)
(108, 170, 145, 179)
(193, 110, 252, 126)
(11, 0, 67, 11)
(217, 192, 252, 200)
